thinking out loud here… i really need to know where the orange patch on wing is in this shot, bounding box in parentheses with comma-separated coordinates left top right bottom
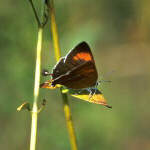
(73, 52, 92, 61)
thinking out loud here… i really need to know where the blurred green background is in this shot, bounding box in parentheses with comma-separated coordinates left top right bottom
(0, 0, 150, 150)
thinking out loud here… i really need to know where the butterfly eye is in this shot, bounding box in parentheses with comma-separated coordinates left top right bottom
(42, 69, 53, 76)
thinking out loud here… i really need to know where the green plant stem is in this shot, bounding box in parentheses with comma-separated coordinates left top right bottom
(61, 91, 78, 150)
(48, 0, 78, 150)
(28, 0, 47, 149)
(49, 0, 61, 61)
(30, 27, 43, 150)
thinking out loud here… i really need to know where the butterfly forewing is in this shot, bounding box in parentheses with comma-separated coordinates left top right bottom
(52, 61, 98, 89)
(65, 42, 95, 66)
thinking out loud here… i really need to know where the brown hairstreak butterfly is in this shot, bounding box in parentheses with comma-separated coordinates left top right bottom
(40, 42, 112, 108)
(42, 41, 98, 89)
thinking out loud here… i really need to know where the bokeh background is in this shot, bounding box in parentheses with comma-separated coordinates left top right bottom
(0, 0, 150, 150)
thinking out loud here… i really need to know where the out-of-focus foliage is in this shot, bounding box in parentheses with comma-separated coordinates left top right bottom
(0, 0, 150, 150)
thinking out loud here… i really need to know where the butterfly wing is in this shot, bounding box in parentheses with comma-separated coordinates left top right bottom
(65, 41, 96, 67)
(52, 61, 97, 89)
(52, 42, 98, 89)
(69, 88, 112, 108)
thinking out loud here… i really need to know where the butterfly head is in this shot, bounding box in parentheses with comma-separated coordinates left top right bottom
(42, 69, 53, 77)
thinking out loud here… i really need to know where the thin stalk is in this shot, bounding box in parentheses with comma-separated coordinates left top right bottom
(30, 27, 43, 150)
(47, 0, 78, 150)
(49, 0, 61, 61)
(28, 0, 45, 149)
(61, 92, 78, 150)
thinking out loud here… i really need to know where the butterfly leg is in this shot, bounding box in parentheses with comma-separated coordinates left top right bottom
(88, 84, 99, 101)
(87, 88, 95, 101)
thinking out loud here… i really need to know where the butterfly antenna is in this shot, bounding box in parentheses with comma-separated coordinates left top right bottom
(99, 80, 112, 83)
(42, 69, 53, 76)
(98, 70, 115, 85)
(102, 70, 116, 78)
(97, 80, 112, 86)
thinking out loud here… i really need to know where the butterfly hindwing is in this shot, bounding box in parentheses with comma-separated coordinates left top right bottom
(52, 61, 98, 89)
(69, 88, 112, 108)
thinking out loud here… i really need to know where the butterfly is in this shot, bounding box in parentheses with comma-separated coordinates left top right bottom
(41, 42, 112, 108)
(42, 41, 98, 89)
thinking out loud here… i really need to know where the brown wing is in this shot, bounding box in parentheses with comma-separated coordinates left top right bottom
(52, 61, 98, 89)
(52, 42, 98, 89)
(64, 41, 96, 67)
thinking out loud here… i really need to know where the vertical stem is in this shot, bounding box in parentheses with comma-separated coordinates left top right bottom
(48, 0, 78, 150)
(49, 0, 61, 61)
(30, 27, 43, 150)
(61, 92, 78, 150)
